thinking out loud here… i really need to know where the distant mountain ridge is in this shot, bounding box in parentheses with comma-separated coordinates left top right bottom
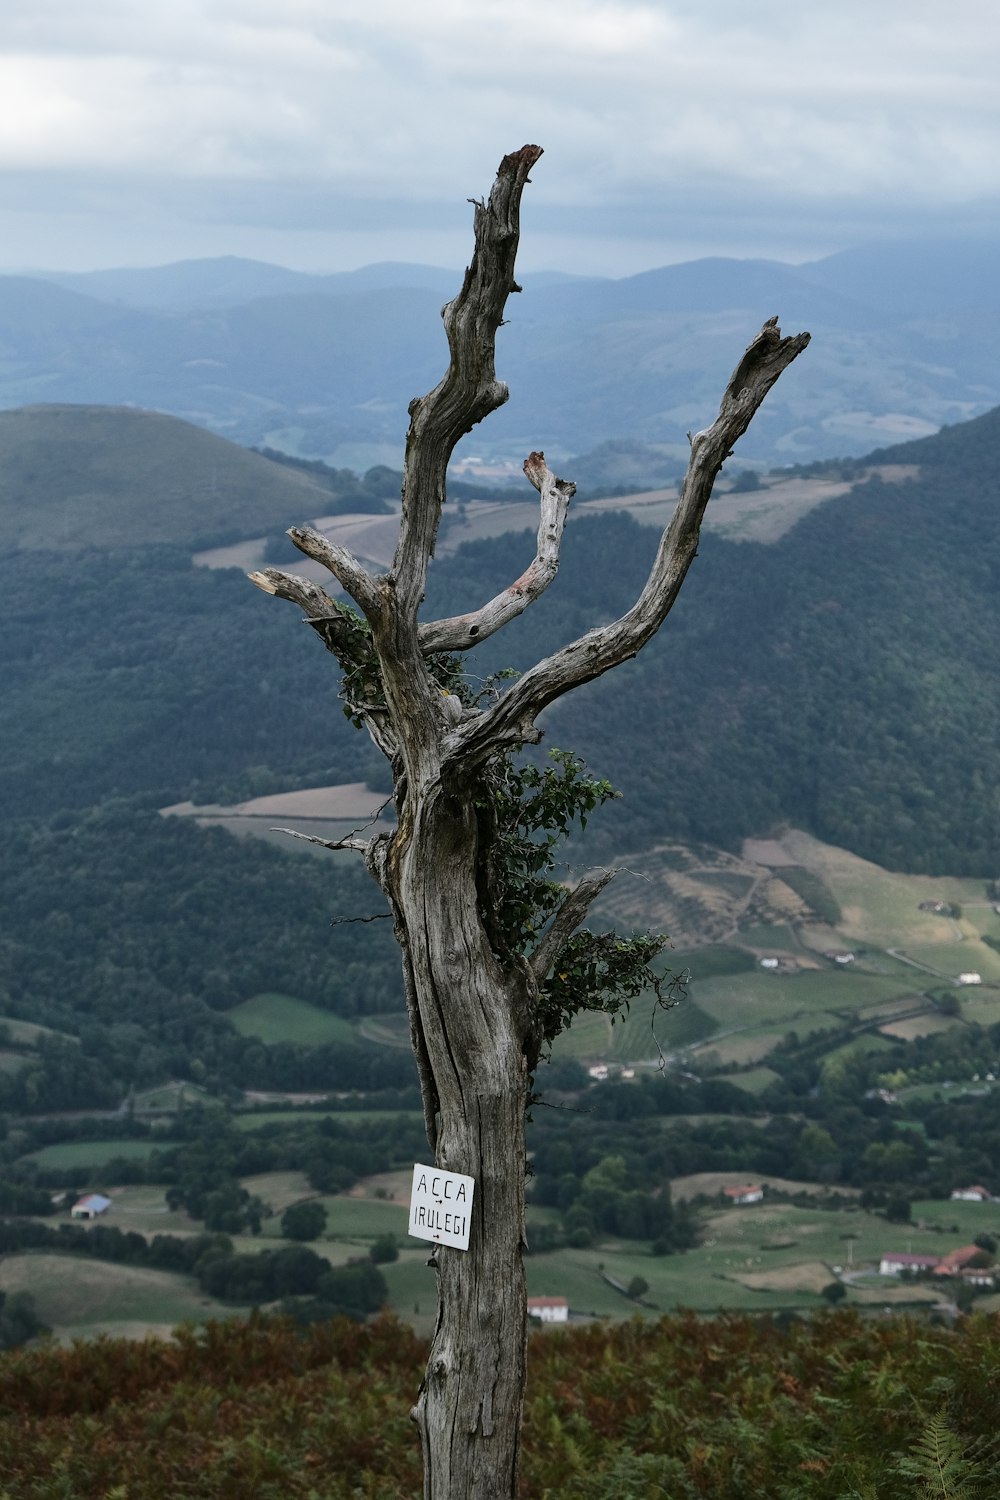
(32, 256, 461, 309)
(2, 237, 998, 472)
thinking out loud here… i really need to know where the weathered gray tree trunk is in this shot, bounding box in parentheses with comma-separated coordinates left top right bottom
(250, 145, 809, 1498)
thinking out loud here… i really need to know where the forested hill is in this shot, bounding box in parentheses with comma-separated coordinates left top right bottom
(1, 400, 998, 879)
(424, 406, 1000, 876)
(0, 397, 997, 1112)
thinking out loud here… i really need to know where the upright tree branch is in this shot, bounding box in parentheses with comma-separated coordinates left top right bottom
(448, 317, 810, 767)
(392, 145, 544, 622)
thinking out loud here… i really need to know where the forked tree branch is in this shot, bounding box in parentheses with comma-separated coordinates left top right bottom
(392, 144, 544, 620)
(447, 317, 810, 767)
(287, 525, 382, 622)
(418, 452, 574, 653)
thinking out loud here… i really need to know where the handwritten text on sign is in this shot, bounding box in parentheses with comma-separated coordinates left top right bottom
(408, 1163, 475, 1251)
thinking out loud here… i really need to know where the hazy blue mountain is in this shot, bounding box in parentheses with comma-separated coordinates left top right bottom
(4, 239, 1000, 470)
(35, 257, 461, 309)
(804, 237, 1000, 319)
(34, 259, 604, 310)
(526, 256, 871, 327)
(0, 276, 131, 337)
(32, 256, 318, 309)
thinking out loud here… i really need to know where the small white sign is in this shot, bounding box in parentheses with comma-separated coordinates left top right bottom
(408, 1162, 475, 1251)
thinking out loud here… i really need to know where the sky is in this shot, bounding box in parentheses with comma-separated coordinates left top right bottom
(3, 0, 1000, 277)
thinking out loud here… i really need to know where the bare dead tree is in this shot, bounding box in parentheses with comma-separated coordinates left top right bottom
(249, 144, 809, 1500)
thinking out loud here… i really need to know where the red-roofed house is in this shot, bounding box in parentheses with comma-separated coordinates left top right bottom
(723, 1185, 764, 1205)
(935, 1246, 988, 1277)
(950, 1186, 991, 1202)
(527, 1296, 568, 1323)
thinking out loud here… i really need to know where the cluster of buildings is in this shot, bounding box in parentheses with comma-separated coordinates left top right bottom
(880, 1186, 997, 1286)
(878, 1246, 996, 1286)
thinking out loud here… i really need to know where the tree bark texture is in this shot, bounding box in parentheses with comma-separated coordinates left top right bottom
(249, 145, 809, 1499)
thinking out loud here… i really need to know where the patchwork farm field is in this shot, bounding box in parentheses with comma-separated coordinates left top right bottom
(136, 828, 1000, 1085)
(162, 782, 393, 860)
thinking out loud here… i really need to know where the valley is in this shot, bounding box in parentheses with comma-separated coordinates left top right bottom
(4, 818, 1000, 1341)
(0, 375, 998, 1353)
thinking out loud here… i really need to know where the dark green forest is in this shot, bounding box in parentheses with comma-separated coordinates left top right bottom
(6, 404, 997, 860)
(437, 410, 1000, 874)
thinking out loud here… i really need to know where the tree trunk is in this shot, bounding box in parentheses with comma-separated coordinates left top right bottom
(248, 144, 809, 1500)
(389, 778, 529, 1498)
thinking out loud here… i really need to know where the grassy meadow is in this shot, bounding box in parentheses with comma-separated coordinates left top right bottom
(25, 1139, 174, 1171)
(0, 1253, 251, 1342)
(228, 993, 360, 1047)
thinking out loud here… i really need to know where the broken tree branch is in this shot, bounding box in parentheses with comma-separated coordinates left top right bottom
(270, 826, 371, 854)
(528, 868, 616, 983)
(247, 567, 338, 617)
(417, 451, 574, 653)
(287, 525, 383, 622)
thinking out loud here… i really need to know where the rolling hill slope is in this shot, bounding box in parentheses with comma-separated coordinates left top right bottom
(0, 405, 385, 551)
(423, 405, 1000, 876)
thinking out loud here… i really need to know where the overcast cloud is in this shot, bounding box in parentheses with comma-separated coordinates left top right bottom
(2, 0, 1000, 274)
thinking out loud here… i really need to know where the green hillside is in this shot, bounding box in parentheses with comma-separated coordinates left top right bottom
(0, 405, 370, 550)
(0, 395, 998, 1132)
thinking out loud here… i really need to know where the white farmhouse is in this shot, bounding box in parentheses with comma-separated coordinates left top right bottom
(527, 1296, 569, 1323)
(724, 1185, 764, 1206)
(879, 1252, 939, 1276)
